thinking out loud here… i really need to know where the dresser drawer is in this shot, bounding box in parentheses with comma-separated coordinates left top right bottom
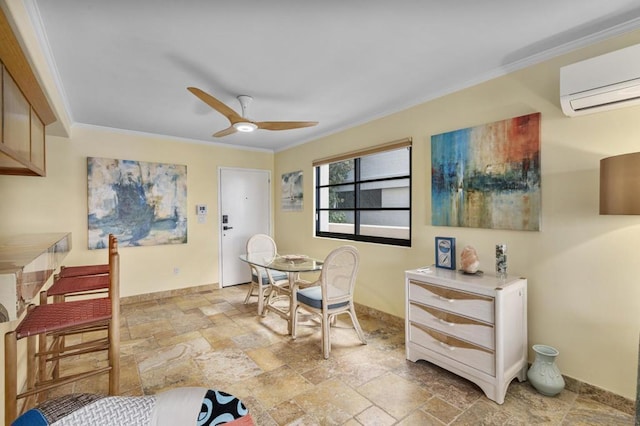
(409, 322, 495, 376)
(409, 302, 494, 350)
(408, 280, 494, 323)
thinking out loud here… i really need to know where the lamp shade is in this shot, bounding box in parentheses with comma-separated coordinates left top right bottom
(600, 152, 640, 215)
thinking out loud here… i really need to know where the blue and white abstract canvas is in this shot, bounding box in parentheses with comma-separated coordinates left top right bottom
(87, 157, 187, 249)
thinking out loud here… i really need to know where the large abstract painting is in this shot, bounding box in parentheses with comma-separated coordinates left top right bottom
(431, 113, 541, 231)
(87, 157, 187, 249)
(281, 170, 303, 212)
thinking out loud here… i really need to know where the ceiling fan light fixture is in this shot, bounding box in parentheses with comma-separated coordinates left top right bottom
(233, 122, 258, 133)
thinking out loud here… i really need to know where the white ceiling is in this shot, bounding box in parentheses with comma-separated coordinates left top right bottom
(27, 0, 640, 152)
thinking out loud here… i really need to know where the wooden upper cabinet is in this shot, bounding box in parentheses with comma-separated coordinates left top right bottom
(30, 110, 45, 172)
(0, 7, 56, 176)
(4, 68, 31, 159)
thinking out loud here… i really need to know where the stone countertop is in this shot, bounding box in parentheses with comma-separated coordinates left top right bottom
(0, 232, 71, 274)
(0, 233, 71, 321)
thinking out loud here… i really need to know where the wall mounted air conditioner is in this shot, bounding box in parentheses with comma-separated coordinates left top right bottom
(560, 43, 640, 117)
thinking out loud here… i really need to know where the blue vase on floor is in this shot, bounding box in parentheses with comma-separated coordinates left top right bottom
(527, 344, 565, 396)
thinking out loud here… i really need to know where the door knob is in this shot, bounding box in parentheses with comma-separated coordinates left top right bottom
(223, 226, 233, 230)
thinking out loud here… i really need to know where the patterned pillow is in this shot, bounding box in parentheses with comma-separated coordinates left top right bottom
(12, 388, 253, 426)
(198, 390, 250, 425)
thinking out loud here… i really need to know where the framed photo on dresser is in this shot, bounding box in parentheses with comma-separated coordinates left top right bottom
(435, 237, 456, 270)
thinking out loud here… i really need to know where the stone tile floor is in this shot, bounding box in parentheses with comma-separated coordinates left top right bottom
(58, 284, 634, 425)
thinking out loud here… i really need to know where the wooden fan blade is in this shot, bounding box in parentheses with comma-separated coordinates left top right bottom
(187, 87, 242, 123)
(256, 121, 319, 131)
(213, 126, 238, 138)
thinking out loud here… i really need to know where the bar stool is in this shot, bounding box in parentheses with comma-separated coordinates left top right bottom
(49, 234, 116, 302)
(4, 237, 121, 425)
(38, 235, 116, 382)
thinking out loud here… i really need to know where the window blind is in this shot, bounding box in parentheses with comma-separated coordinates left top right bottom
(312, 137, 412, 167)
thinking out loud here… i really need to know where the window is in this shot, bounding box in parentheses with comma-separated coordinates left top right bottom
(314, 138, 411, 246)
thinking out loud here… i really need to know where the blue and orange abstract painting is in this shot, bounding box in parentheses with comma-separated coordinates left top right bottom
(431, 113, 540, 231)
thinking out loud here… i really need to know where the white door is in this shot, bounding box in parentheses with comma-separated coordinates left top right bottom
(219, 167, 271, 287)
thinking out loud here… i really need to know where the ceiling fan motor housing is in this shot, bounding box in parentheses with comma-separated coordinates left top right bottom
(237, 95, 253, 119)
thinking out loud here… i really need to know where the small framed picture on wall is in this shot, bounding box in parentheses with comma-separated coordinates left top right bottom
(435, 237, 456, 270)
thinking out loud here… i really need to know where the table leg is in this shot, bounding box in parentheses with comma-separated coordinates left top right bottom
(288, 274, 297, 335)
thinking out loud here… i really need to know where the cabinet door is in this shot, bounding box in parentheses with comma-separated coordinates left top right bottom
(3, 68, 30, 159)
(30, 110, 45, 173)
(0, 65, 3, 143)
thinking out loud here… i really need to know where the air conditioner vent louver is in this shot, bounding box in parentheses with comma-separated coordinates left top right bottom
(560, 44, 640, 117)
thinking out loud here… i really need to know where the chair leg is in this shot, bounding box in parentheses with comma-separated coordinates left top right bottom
(38, 329, 49, 386)
(291, 305, 299, 339)
(3, 332, 39, 421)
(38, 292, 47, 385)
(52, 294, 68, 381)
(108, 239, 120, 396)
(5, 331, 17, 425)
(26, 335, 42, 406)
(265, 284, 275, 307)
(244, 281, 272, 316)
(38, 291, 66, 383)
(243, 282, 255, 304)
(257, 282, 265, 316)
(347, 307, 367, 345)
(108, 325, 120, 395)
(52, 332, 63, 380)
(108, 308, 120, 395)
(37, 292, 56, 386)
(264, 282, 285, 318)
(260, 285, 273, 317)
(322, 312, 331, 359)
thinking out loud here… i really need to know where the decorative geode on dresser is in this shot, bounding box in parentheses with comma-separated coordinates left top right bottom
(460, 246, 480, 274)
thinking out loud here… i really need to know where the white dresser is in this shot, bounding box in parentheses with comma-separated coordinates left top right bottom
(405, 267, 527, 404)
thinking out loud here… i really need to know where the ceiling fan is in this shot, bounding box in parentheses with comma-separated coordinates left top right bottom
(187, 87, 318, 137)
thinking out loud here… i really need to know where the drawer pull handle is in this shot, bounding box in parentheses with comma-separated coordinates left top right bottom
(437, 295, 455, 303)
(439, 319, 455, 327)
(439, 342, 455, 351)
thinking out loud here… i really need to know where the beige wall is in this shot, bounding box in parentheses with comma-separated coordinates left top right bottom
(0, 125, 274, 420)
(1, 126, 274, 295)
(274, 31, 640, 400)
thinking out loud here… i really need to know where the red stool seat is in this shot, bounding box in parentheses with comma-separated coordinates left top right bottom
(46, 275, 110, 297)
(58, 264, 109, 278)
(15, 298, 111, 338)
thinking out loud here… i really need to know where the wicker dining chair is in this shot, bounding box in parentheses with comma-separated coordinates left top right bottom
(291, 245, 366, 359)
(243, 234, 289, 315)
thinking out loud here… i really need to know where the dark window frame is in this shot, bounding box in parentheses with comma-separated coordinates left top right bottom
(314, 145, 412, 247)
